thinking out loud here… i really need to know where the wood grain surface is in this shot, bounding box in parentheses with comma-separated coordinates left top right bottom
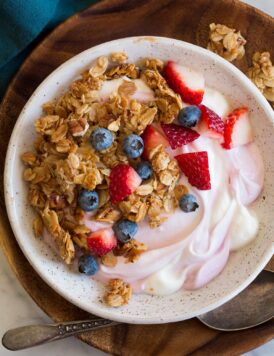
(0, 0, 273, 354)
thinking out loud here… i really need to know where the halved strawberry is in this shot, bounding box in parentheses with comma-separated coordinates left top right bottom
(198, 104, 225, 138)
(164, 61, 205, 105)
(109, 164, 142, 204)
(223, 107, 253, 149)
(161, 123, 200, 149)
(175, 151, 211, 190)
(141, 125, 169, 160)
(87, 228, 117, 256)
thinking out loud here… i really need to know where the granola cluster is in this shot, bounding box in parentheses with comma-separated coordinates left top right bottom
(104, 278, 132, 307)
(21, 52, 186, 306)
(114, 239, 148, 263)
(247, 52, 274, 108)
(207, 23, 246, 62)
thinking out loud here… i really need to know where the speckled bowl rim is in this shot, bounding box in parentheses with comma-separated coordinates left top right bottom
(4, 36, 274, 324)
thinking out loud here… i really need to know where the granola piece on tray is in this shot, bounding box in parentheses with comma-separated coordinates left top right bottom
(247, 52, 274, 107)
(207, 23, 246, 62)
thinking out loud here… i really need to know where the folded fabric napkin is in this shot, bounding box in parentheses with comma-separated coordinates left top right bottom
(0, 0, 98, 98)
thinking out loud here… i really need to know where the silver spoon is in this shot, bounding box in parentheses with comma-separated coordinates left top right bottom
(2, 270, 273, 351)
(198, 269, 273, 331)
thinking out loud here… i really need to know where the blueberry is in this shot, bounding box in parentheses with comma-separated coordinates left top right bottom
(179, 193, 199, 212)
(178, 106, 201, 128)
(78, 189, 99, 211)
(78, 255, 98, 275)
(135, 161, 152, 180)
(123, 134, 144, 159)
(91, 128, 113, 151)
(113, 219, 138, 243)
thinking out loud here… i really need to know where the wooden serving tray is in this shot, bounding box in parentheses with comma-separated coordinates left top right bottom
(0, 0, 273, 354)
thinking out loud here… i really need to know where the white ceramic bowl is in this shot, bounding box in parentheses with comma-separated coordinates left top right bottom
(4, 36, 274, 324)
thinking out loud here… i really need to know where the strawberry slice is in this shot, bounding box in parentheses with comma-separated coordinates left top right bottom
(142, 125, 169, 160)
(161, 123, 200, 149)
(87, 228, 117, 256)
(109, 164, 142, 204)
(198, 104, 225, 138)
(223, 107, 253, 149)
(164, 61, 205, 105)
(175, 151, 211, 190)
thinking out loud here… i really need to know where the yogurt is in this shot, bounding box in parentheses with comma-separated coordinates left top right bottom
(82, 85, 264, 295)
(43, 79, 264, 296)
(98, 76, 155, 102)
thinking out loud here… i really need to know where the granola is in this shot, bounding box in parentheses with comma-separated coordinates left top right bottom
(207, 23, 246, 62)
(111, 52, 128, 63)
(104, 279, 132, 307)
(101, 251, 118, 267)
(247, 52, 274, 108)
(21, 52, 189, 306)
(114, 240, 148, 263)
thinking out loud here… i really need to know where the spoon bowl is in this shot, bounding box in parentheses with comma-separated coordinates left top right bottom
(198, 270, 274, 331)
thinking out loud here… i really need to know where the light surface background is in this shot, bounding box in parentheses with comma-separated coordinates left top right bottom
(0, 1, 273, 355)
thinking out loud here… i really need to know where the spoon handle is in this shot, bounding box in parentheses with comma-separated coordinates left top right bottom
(2, 319, 118, 351)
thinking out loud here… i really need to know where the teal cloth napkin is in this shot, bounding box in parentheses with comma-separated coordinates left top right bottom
(0, 0, 98, 98)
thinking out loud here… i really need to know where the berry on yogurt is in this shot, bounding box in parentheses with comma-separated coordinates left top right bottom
(164, 61, 205, 105)
(223, 107, 253, 149)
(78, 255, 99, 275)
(161, 123, 200, 149)
(113, 219, 138, 243)
(178, 106, 201, 128)
(175, 151, 211, 190)
(78, 189, 99, 211)
(91, 128, 113, 151)
(179, 193, 199, 212)
(87, 228, 117, 256)
(198, 104, 225, 138)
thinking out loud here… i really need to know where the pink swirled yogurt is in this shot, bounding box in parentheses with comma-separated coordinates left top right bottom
(80, 78, 264, 295)
(43, 65, 264, 296)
